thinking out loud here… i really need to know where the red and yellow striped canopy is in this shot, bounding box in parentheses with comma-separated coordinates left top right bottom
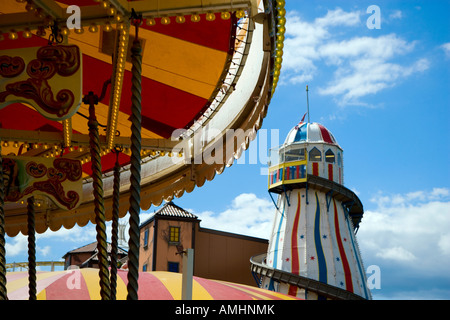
(0, 0, 285, 235)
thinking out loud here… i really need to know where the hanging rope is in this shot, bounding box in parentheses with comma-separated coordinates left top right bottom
(0, 142, 8, 300)
(27, 196, 36, 300)
(83, 92, 111, 300)
(110, 147, 122, 300)
(127, 13, 143, 300)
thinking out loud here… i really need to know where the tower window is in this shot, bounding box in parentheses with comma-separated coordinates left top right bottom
(337, 152, 342, 166)
(325, 149, 335, 163)
(285, 147, 306, 162)
(309, 147, 322, 162)
(143, 228, 149, 248)
(169, 226, 180, 244)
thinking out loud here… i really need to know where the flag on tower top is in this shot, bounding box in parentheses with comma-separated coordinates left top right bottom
(295, 112, 307, 129)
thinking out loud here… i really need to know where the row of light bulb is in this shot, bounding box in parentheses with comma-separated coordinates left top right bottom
(1, 4, 246, 41)
(271, 0, 286, 95)
(1, 140, 182, 158)
(16, 198, 44, 207)
(76, 148, 183, 164)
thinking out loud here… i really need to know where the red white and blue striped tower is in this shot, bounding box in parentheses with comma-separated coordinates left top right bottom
(252, 117, 371, 300)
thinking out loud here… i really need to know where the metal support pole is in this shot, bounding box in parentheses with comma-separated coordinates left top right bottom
(110, 149, 121, 300)
(182, 249, 194, 300)
(126, 35, 143, 301)
(83, 92, 111, 300)
(306, 85, 310, 123)
(0, 142, 7, 300)
(27, 197, 36, 300)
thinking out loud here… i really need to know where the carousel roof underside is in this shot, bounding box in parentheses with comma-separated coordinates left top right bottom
(0, 0, 285, 236)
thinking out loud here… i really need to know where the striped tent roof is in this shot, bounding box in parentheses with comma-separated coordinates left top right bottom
(284, 122, 340, 147)
(6, 269, 301, 300)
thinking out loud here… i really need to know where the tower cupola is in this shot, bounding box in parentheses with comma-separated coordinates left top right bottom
(268, 121, 344, 194)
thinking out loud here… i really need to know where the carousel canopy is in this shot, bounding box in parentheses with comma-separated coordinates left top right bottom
(0, 0, 285, 236)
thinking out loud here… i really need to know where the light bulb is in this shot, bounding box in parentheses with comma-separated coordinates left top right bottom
(191, 14, 201, 23)
(221, 12, 231, 20)
(103, 22, 112, 32)
(161, 16, 171, 25)
(176, 15, 185, 24)
(23, 29, 32, 38)
(61, 27, 70, 36)
(88, 24, 98, 33)
(236, 10, 245, 19)
(9, 31, 18, 40)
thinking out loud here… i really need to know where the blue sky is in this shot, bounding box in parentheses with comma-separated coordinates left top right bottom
(6, 1, 450, 300)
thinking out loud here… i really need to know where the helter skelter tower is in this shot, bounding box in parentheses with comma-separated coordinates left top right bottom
(251, 112, 371, 300)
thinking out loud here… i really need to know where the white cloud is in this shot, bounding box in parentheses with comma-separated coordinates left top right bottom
(37, 223, 97, 243)
(375, 246, 416, 262)
(5, 223, 99, 261)
(281, 9, 429, 106)
(438, 233, 450, 255)
(369, 187, 450, 208)
(315, 8, 361, 27)
(38, 245, 51, 257)
(388, 10, 403, 21)
(359, 188, 450, 271)
(429, 187, 450, 199)
(358, 188, 450, 298)
(5, 235, 28, 257)
(193, 193, 274, 239)
(441, 42, 450, 58)
(318, 34, 415, 62)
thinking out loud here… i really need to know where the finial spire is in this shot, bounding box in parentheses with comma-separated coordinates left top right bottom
(306, 85, 310, 123)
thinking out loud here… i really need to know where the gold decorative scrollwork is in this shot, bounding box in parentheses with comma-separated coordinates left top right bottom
(0, 45, 81, 119)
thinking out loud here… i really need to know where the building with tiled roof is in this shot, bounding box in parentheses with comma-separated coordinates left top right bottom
(139, 201, 268, 286)
(62, 241, 128, 270)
